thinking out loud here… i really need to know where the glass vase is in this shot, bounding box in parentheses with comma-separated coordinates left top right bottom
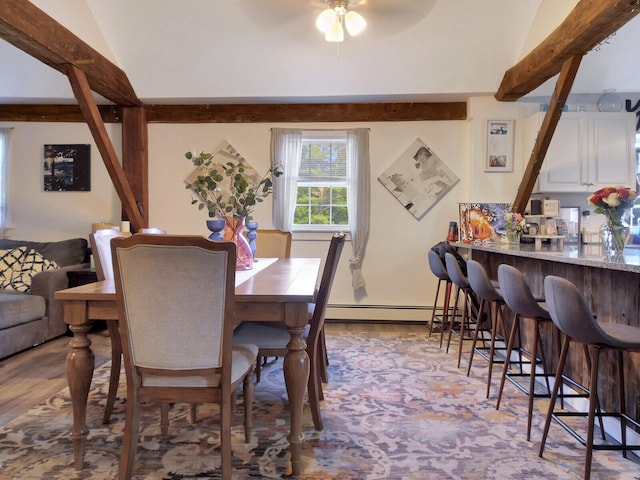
(223, 216, 253, 271)
(506, 232, 521, 244)
(599, 219, 629, 258)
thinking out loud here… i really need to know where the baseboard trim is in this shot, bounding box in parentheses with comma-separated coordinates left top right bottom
(326, 304, 431, 322)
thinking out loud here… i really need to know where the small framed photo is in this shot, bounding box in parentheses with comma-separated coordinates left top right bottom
(545, 218, 557, 235)
(485, 120, 514, 173)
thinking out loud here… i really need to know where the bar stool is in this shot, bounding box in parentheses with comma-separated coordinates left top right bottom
(466, 259, 508, 398)
(541, 275, 640, 480)
(495, 263, 554, 441)
(427, 250, 453, 346)
(444, 253, 479, 368)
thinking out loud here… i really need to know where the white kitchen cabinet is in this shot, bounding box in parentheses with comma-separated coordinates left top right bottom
(525, 112, 636, 192)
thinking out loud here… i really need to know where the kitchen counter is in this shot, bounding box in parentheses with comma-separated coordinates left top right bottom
(452, 241, 640, 274)
(454, 240, 640, 422)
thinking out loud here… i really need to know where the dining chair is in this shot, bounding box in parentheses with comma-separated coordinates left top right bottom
(253, 229, 292, 258)
(541, 275, 640, 480)
(111, 234, 257, 480)
(89, 227, 131, 424)
(233, 232, 346, 431)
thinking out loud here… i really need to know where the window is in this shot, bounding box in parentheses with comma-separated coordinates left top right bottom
(271, 128, 370, 289)
(294, 134, 349, 229)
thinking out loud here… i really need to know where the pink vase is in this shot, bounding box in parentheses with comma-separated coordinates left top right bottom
(223, 216, 254, 271)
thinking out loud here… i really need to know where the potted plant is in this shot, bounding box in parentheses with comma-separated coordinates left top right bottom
(184, 149, 282, 270)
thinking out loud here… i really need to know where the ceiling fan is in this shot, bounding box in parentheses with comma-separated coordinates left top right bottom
(238, 0, 437, 40)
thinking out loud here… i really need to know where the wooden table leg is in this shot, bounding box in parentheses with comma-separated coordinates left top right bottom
(283, 303, 310, 476)
(64, 302, 95, 470)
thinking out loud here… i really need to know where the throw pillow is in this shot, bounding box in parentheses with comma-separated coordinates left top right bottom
(4, 249, 59, 293)
(0, 247, 28, 287)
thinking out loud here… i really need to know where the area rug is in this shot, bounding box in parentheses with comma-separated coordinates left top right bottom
(0, 324, 639, 479)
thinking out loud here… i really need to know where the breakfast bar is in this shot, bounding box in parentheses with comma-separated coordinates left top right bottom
(454, 241, 640, 422)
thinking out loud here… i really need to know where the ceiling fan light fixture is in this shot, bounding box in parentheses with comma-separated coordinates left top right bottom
(325, 18, 344, 42)
(345, 11, 366, 36)
(316, 8, 336, 32)
(316, 0, 365, 43)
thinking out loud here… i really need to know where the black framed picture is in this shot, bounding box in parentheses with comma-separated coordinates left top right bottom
(44, 144, 91, 191)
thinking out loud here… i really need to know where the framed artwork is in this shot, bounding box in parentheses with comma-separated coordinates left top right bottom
(378, 138, 459, 220)
(43, 144, 91, 191)
(458, 202, 512, 242)
(485, 120, 514, 172)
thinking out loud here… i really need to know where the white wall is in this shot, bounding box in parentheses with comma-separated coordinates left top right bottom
(1, 96, 531, 321)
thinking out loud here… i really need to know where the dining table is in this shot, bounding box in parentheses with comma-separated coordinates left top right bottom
(55, 257, 321, 476)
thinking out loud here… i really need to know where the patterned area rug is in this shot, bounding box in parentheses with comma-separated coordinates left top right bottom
(0, 324, 639, 479)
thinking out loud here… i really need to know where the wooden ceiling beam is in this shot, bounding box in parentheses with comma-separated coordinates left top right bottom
(496, 0, 640, 101)
(0, 0, 141, 106)
(66, 64, 144, 231)
(512, 55, 583, 214)
(144, 102, 467, 123)
(0, 102, 467, 123)
(0, 104, 121, 123)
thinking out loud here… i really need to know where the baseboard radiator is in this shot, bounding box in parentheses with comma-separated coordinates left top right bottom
(326, 304, 431, 322)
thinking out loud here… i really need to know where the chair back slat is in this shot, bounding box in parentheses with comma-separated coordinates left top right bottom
(307, 232, 346, 343)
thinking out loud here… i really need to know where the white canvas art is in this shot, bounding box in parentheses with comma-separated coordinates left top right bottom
(378, 138, 459, 220)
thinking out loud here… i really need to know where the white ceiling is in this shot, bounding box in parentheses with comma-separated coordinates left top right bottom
(0, 0, 638, 105)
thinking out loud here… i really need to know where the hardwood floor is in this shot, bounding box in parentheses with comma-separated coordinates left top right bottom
(0, 321, 425, 428)
(0, 328, 112, 427)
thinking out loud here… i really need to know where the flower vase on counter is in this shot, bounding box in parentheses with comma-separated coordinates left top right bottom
(506, 232, 521, 244)
(588, 186, 637, 259)
(599, 220, 630, 257)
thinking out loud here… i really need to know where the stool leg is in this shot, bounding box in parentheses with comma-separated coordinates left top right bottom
(526, 319, 541, 441)
(455, 291, 473, 367)
(617, 349, 627, 459)
(439, 282, 453, 349)
(496, 312, 520, 410)
(466, 298, 486, 376)
(445, 285, 461, 352)
(428, 279, 443, 336)
(486, 301, 505, 398)
(539, 334, 570, 457)
(585, 345, 601, 480)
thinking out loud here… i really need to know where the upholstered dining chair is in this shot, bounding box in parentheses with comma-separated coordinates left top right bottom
(253, 229, 292, 258)
(111, 235, 257, 480)
(233, 232, 346, 431)
(89, 227, 131, 424)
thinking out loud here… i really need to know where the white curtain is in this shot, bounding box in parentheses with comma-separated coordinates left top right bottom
(346, 128, 370, 290)
(270, 127, 370, 290)
(270, 128, 302, 231)
(0, 128, 12, 238)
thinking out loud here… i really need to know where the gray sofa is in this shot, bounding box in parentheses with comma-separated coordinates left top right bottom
(0, 237, 90, 360)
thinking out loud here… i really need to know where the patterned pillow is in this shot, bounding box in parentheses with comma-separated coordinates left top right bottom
(0, 247, 27, 277)
(3, 249, 59, 293)
(0, 247, 28, 288)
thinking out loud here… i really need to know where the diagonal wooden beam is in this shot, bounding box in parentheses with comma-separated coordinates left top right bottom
(496, 0, 640, 101)
(65, 64, 144, 231)
(512, 55, 583, 214)
(0, 0, 141, 106)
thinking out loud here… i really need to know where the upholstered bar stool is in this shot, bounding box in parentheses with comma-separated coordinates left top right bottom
(466, 259, 507, 398)
(541, 275, 640, 480)
(495, 263, 554, 441)
(444, 253, 479, 368)
(427, 250, 453, 343)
